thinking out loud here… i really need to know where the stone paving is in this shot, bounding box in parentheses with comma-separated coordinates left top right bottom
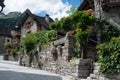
(0, 60, 72, 80)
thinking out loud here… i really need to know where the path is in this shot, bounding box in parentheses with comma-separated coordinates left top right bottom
(0, 59, 72, 80)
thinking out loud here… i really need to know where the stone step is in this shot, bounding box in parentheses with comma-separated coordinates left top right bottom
(93, 70, 99, 75)
(90, 74, 97, 79)
(94, 65, 100, 70)
(80, 79, 87, 80)
(87, 77, 91, 80)
(94, 63, 100, 66)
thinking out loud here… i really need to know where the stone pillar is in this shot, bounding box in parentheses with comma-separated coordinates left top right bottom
(72, 59, 93, 79)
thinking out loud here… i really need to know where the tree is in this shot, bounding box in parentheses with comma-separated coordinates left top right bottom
(75, 29, 91, 58)
(50, 10, 95, 31)
(22, 33, 37, 53)
(35, 31, 48, 45)
(46, 30, 57, 41)
(22, 33, 38, 66)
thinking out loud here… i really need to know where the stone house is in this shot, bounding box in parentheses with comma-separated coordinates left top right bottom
(78, 0, 120, 28)
(0, 12, 21, 55)
(0, 9, 55, 58)
(96, 0, 120, 28)
(18, 9, 54, 37)
(78, 0, 120, 60)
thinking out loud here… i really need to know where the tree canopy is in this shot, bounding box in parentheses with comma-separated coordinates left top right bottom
(22, 33, 38, 53)
(50, 10, 95, 31)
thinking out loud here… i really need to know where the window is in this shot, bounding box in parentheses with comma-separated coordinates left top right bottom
(5, 38, 11, 43)
(25, 21, 33, 29)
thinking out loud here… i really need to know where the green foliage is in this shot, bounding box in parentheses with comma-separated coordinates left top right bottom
(10, 49, 17, 55)
(97, 37, 120, 74)
(75, 29, 91, 45)
(35, 31, 48, 45)
(22, 33, 38, 53)
(50, 11, 95, 31)
(46, 30, 57, 41)
(4, 42, 12, 49)
(50, 10, 95, 59)
(18, 47, 25, 54)
(96, 18, 120, 43)
(50, 21, 61, 30)
(102, 25, 120, 42)
(70, 60, 76, 67)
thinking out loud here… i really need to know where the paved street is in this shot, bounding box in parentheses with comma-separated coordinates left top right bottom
(0, 59, 72, 80)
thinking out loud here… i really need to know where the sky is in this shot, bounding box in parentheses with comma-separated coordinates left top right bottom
(3, 0, 83, 20)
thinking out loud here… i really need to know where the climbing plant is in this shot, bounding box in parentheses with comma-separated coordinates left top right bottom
(97, 37, 120, 74)
(95, 18, 120, 43)
(50, 10, 95, 31)
(50, 10, 95, 59)
(75, 29, 91, 58)
(46, 30, 57, 41)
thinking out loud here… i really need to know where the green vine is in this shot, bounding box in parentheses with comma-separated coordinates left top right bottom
(97, 37, 120, 74)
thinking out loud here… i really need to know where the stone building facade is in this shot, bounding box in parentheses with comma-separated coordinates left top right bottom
(19, 9, 53, 38)
(0, 12, 21, 55)
(0, 9, 54, 59)
(94, 0, 120, 28)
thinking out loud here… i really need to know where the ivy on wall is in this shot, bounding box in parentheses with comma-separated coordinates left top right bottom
(97, 37, 120, 74)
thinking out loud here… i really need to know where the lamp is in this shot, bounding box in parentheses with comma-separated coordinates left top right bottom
(0, 0, 5, 13)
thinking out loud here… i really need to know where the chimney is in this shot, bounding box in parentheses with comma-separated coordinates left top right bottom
(45, 14, 49, 23)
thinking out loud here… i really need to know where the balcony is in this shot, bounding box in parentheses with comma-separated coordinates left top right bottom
(102, 0, 120, 11)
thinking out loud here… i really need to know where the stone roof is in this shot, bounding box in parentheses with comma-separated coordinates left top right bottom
(0, 9, 54, 36)
(17, 9, 54, 30)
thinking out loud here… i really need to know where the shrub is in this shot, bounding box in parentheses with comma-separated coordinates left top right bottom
(4, 42, 12, 49)
(97, 37, 120, 74)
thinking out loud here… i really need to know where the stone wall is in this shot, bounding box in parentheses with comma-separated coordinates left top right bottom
(87, 63, 120, 80)
(20, 35, 93, 79)
(94, 0, 120, 28)
(0, 36, 6, 55)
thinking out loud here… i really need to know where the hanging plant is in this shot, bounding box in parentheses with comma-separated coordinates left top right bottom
(4, 42, 12, 49)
